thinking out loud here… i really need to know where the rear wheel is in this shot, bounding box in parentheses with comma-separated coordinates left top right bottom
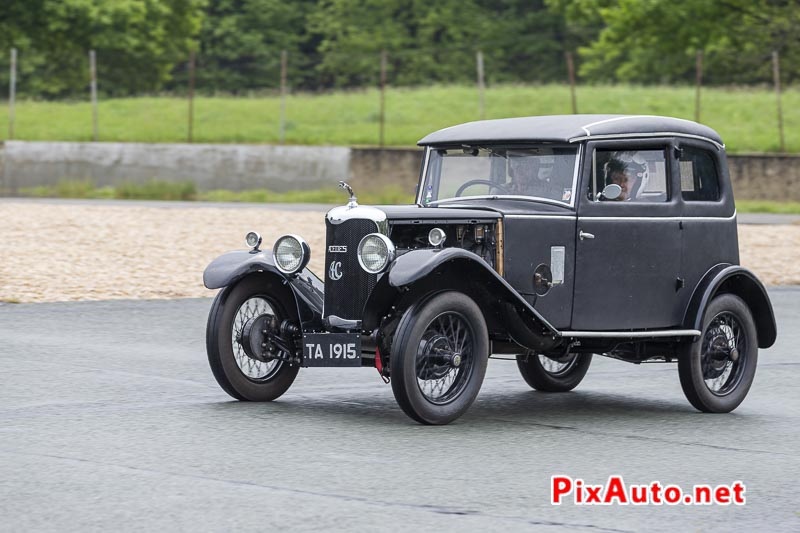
(390, 292, 489, 425)
(206, 275, 299, 401)
(516, 352, 592, 392)
(678, 293, 757, 413)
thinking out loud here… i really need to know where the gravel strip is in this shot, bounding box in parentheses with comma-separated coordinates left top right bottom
(1, 202, 798, 303)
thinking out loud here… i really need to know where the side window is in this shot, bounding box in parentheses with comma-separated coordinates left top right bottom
(589, 149, 668, 202)
(680, 147, 720, 201)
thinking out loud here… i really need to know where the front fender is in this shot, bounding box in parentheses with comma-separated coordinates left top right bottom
(684, 264, 777, 348)
(204, 250, 280, 290)
(203, 250, 324, 326)
(383, 248, 558, 344)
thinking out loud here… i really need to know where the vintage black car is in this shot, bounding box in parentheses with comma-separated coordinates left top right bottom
(203, 114, 777, 425)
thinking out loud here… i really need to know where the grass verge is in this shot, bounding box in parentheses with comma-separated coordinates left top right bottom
(16, 180, 800, 213)
(15, 179, 800, 213)
(0, 84, 799, 153)
(736, 200, 800, 215)
(18, 180, 415, 205)
(20, 179, 197, 201)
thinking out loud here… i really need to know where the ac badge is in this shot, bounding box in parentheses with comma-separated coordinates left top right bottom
(329, 261, 343, 280)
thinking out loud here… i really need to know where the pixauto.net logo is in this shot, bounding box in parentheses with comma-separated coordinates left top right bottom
(551, 475, 746, 506)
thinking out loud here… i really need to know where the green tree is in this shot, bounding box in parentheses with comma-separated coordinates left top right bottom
(0, 0, 205, 98)
(195, 0, 318, 93)
(551, 0, 800, 85)
(308, 0, 570, 88)
(307, 0, 476, 88)
(479, 0, 574, 84)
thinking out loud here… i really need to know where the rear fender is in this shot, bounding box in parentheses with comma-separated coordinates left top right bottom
(684, 264, 776, 348)
(204, 250, 324, 327)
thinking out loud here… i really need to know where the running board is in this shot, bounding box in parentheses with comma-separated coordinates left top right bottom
(559, 329, 701, 339)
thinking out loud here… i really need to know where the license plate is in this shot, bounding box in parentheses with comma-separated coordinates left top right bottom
(301, 333, 362, 367)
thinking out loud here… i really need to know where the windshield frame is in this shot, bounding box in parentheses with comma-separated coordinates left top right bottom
(416, 143, 583, 209)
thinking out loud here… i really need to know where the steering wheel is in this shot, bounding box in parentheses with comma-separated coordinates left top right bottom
(454, 179, 512, 197)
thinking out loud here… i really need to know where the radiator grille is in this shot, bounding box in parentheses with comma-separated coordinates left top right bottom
(323, 218, 379, 319)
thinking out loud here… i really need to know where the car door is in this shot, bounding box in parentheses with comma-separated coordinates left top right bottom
(571, 140, 683, 330)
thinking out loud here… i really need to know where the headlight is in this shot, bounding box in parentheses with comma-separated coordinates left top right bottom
(273, 234, 310, 274)
(357, 233, 395, 274)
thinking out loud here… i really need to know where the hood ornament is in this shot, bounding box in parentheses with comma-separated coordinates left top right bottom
(339, 181, 358, 208)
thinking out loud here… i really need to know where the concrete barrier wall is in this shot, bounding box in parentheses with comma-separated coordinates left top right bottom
(0, 141, 798, 201)
(727, 154, 800, 201)
(0, 141, 351, 193)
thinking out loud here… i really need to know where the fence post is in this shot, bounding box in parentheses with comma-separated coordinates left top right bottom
(89, 50, 98, 141)
(8, 48, 17, 140)
(694, 50, 703, 123)
(379, 49, 387, 147)
(772, 50, 785, 152)
(476, 50, 485, 120)
(187, 49, 196, 143)
(566, 51, 577, 114)
(279, 50, 287, 144)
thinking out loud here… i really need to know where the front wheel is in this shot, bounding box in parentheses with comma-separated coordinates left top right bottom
(678, 293, 758, 413)
(516, 352, 592, 392)
(390, 292, 489, 425)
(206, 274, 299, 402)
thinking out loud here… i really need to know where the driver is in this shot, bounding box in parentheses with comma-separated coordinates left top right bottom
(603, 156, 647, 201)
(508, 154, 561, 199)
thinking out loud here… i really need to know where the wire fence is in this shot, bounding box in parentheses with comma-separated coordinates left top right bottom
(0, 44, 794, 151)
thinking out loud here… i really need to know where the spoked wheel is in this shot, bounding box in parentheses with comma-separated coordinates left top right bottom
(679, 293, 758, 413)
(206, 274, 299, 401)
(516, 352, 592, 392)
(390, 292, 489, 425)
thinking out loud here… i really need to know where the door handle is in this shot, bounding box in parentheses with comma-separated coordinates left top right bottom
(579, 230, 595, 241)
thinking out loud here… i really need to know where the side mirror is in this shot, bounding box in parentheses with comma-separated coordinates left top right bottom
(598, 183, 622, 201)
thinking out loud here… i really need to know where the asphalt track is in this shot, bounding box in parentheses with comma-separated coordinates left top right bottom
(1, 288, 798, 532)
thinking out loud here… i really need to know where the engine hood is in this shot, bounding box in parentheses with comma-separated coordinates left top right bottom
(325, 200, 574, 225)
(377, 205, 501, 222)
(325, 203, 501, 226)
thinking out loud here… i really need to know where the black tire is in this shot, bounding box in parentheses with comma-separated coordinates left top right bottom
(206, 274, 299, 402)
(678, 293, 758, 413)
(516, 352, 592, 392)
(390, 292, 489, 425)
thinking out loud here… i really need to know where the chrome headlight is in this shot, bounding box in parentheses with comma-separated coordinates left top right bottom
(357, 233, 395, 274)
(273, 234, 310, 274)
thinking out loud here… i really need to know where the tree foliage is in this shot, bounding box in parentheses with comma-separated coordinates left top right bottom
(0, 0, 797, 98)
(307, 0, 572, 88)
(196, 0, 317, 93)
(0, 0, 204, 98)
(551, 0, 800, 84)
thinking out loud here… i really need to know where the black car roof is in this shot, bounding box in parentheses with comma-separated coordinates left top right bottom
(417, 114, 723, 147)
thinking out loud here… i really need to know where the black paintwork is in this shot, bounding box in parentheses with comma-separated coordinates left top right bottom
(683, 264, 776, 348)
(384, 247, 559, 350)
(204, 115, 777, 358)
(418, 115, 723, 147)
(203, 249, 324, 327)
(377, 204, 501, 222)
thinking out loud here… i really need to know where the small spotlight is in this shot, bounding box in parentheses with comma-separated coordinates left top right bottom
(245, 231, 262, 250)
(428, 227, 446, 247)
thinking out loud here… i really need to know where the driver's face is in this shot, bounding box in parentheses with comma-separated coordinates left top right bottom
(508, 158, 529, 179)
(610, 170, 638, 200)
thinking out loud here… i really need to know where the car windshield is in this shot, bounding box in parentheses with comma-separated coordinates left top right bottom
(421, 145, 580, 206)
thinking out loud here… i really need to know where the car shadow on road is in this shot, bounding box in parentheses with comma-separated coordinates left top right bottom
(203, 388, 760, 431)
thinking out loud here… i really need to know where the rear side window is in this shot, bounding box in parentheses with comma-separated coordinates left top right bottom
(680, 147, 720, 201)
